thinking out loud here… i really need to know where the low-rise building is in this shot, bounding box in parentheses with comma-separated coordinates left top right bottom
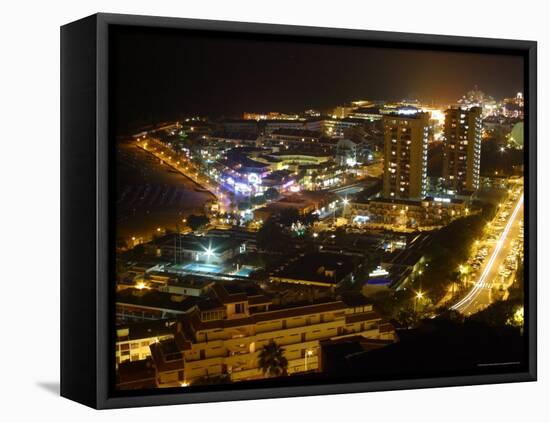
(335, 138, 357, 166)
(116, 288, 200, 323)
(270, 128, 323, 145)
(222, 119, 259, 134)
(157, 275, 215, 297)
(270, 252, 356, 288)
(116, 359, 157, 390)
(116, 319, 177, 365)
(263, 119, 308, 134)
(209, 131, 260, 147)
(254, 191, 339, 222)
(349, 197, 468, 228)
(148, 282, 395, 386)
(362, 234, 431, 293)
(147, 234, 246, 265)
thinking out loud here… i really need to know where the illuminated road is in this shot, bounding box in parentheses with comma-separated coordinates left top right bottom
(450, 191, 524, 315)
(136, 139, 233, 212)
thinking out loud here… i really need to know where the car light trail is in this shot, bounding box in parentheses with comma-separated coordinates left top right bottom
(451, 193, 523, 311)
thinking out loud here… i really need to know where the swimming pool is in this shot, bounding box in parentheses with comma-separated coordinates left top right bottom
(231, 266, 258, 277)
(179, 263, 225, 274)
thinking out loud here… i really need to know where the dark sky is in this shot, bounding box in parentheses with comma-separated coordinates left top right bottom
(110, 26, 524, 134)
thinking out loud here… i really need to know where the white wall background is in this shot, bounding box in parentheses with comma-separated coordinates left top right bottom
(0, 0, 547, 420)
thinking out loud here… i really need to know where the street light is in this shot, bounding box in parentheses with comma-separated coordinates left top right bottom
(204, 244, 215, 261)
(414, 290, 424, 315)
(135, 281, 146, 290)
(305, 349, 313, 372)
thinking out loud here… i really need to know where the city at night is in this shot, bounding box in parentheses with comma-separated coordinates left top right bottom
(111, 26, 526, 391)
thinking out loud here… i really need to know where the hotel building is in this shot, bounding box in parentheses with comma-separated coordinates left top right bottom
(348, 196, 468, 229)
(382, 111, 429, 200)
(443, 107, 482, 194)
(148, 283, 395, 386)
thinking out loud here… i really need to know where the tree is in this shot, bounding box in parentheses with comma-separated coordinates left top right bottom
(258, 340, 288, 377)
(238, 201, 251, 211)
(396, 309, 416, 329)
(333, 227, 347, 245)
(469, 299, 523, 328)
(301, 211, 319, 226)
(251, 194, 266, 206)
(187, 214, 210, 231)
(257, 219, 290, 253)
(450, 270, 461, 297)
(278, 208, 300, 227)
(264, 187, 279, 201)
(355, 179, 382, 202)
(419, 214, 487, 303)
(343, 126, 366, 144)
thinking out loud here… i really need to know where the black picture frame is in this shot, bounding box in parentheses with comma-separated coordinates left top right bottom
(61, 12, 537, 409)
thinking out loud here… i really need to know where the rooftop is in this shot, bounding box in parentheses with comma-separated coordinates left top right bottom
(271, 128, 322, 138)
(116, 288, 200, 313)
(382, 233, 432, 268)
(152, 234, 242, 254)
(212, 282, 272, 306)
(116, 319, 177, 341)
(116, 359, 156, 388)
(272, 252, 355, 285)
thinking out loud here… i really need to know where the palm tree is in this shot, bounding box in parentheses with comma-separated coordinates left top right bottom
(258, 340, 288, 377)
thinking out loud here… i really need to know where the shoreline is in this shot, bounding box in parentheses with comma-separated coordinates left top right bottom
(116, 141, 213, 242)
(135, 141, 217, 202)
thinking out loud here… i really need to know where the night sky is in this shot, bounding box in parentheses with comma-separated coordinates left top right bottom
(110, 25, 524, 134)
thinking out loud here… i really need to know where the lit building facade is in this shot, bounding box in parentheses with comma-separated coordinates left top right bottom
(443, 107, 482, 194)
(502, 92, 524, 119)
(382, 111, 429, 200)
(116, 320, 176, 366)
(348, 197, 468, 229)
(335, 138, 357, 166)
(149, 284, 395, 386)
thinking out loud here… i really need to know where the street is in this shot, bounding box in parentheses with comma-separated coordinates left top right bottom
(450, 186, 524, 315)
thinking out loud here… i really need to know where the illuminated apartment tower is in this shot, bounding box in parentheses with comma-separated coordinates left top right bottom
(382, 111, 429, 200)
(443, 107, 482, 194)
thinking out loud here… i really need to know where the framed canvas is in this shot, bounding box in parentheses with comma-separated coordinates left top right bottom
(60, 13, 537, 409)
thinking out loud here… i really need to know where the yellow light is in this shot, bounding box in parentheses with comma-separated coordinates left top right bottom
(513, 306, 524, 326)
(135, 282, 147, 290)
(415, 291, 424, 300)
(180, 381, 190, 387)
